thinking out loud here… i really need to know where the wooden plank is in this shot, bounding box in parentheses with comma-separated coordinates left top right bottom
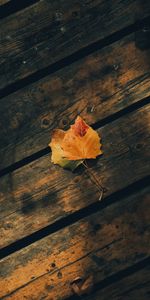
(0, 0, 37, 6)
(0, 1, 40, 16)
(0, 33, 150, 170)
(0, 186, 149, 299)
(0, 104, 150, 248)
(86, 266, 150, 300)
(0, 0, 150, 89)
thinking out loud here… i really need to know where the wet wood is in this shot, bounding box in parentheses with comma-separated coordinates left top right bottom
(0, 33, 150, 170)
(86, 265, 150, 300)
(0, 186, 149, 299)
(0, 0, 150, 89)
(0, 104, 149, 248)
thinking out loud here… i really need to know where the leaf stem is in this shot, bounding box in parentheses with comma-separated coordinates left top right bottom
(82, 160, 104, 200)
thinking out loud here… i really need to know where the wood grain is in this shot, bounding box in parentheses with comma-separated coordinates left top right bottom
(0, 186, 149, 299)
(86, 265, 150, 300)
(0, 104, 149, 248)
(0, 33, 150, 170)
(0, 0, 150, 89)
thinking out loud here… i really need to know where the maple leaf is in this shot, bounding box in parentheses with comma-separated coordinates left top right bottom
(49, 116, 102, 170)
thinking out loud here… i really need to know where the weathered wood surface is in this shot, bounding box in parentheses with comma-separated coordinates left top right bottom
(0, 0, 37, 7)
(0, 104, 149, 248)
(86, 265, 150, 300)
(0, 0, 150, 89)
(0, 1, 149, 299)
(0, 186, 149, 299)
(0, 33, 150, 170)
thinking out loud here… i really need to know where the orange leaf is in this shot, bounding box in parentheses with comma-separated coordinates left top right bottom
(49, 116, 102, 169)
(62, 116, 102, 160)
(49, 128, 83, 170)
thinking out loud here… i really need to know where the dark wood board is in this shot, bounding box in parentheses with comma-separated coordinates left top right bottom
(0, 0, 9, 4)
(0, 0, 40, 19)
(85, 265, 150, 300)
(0, 0, 38, 7)
(0, 33, 150, 170)
(0, 186, 149, 299)
(0, 104, 149, 248)
(0, 0, 150, 89)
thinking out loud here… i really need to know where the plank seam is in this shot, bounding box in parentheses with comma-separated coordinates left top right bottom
(0, 0, 40, 19)
(1, 254, 150, 299)
(0, 15, 150, 99)
(65, 257, 150, 300)
(0, 95, 149, 177)
(1, 256, 150, 300)
(0, 175, 149, 259)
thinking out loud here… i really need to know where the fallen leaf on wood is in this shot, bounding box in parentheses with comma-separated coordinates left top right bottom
(49, 116, 102, 170)
(49, 116, 104, 198)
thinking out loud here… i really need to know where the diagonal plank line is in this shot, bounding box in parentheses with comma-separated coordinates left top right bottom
(0, 95, 149, 177)
(92, 95, 150, 130)
(0, 147, 50, 177)
(0, 238, 123, 298)
(0, 175, 149, 259)
(0, 0, 40, 19)
(64, 257, 150, 300)
(0, 15, 150, 99)
(1, 248, 150, 299)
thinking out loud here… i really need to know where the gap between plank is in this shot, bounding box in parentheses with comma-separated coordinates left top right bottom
(0, 175, 149, 260)
(0, 0, 40, 19)
(1, 257, 150, 299)
(0, 95, 149, 178)
(0, 15, 150, 99)
(92, 96, 150, 130)
(64, 257, 150, 300)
